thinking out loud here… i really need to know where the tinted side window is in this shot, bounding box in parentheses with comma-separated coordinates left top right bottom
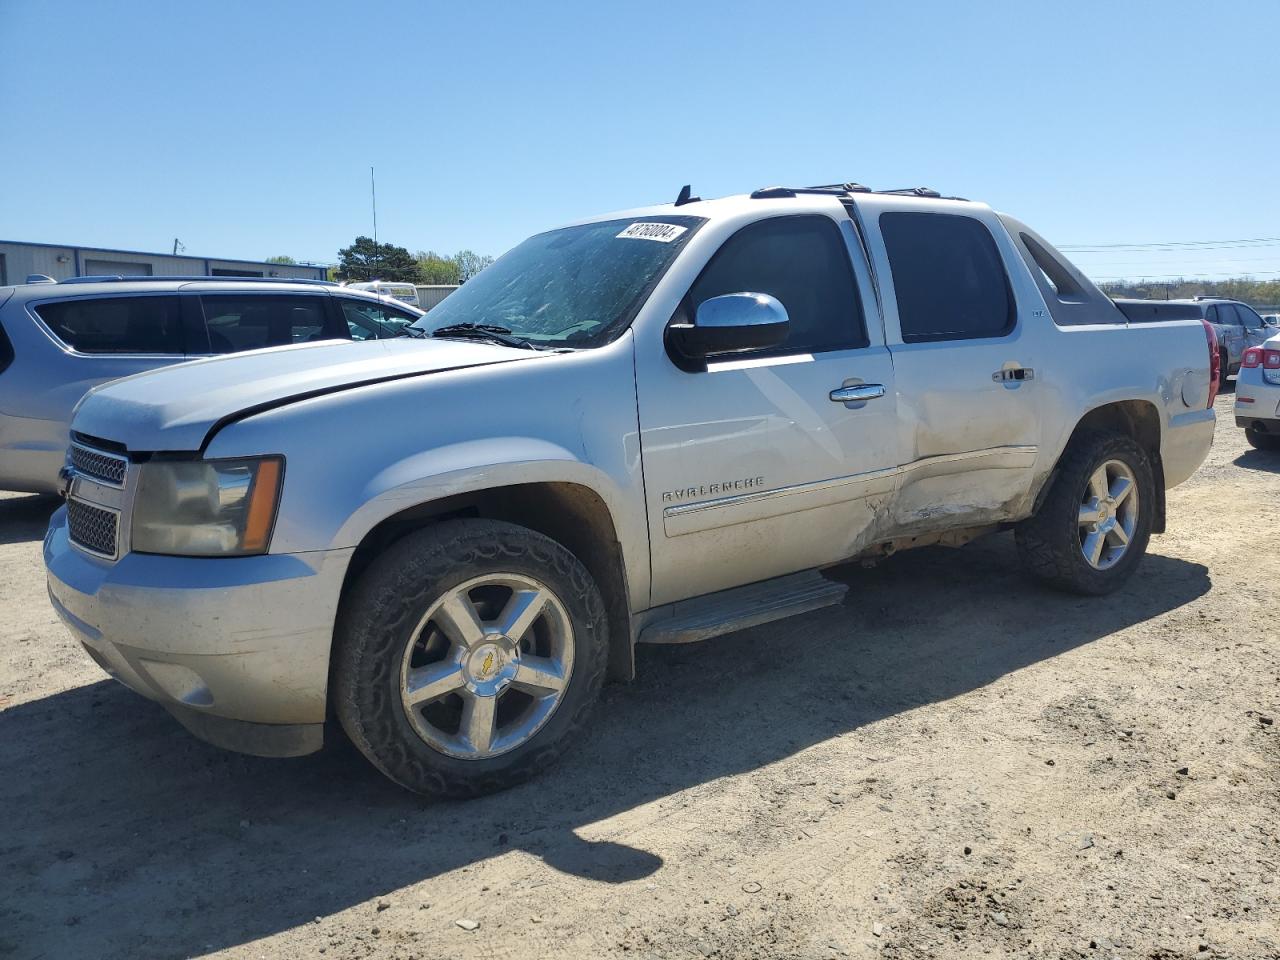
(1215, 304, 1241, 327)
(198, 295, 337, 353)
(34, 295, 184, 354)
(688, 215, 867, 356)
(1205, 306, 1218, 323)
(339, 299, 415, 341)
(1237, 304, 1264, 330)
(880, 213, 1013, 343)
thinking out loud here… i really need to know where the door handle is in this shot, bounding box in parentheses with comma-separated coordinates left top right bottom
(829, 383, 886, 403)
(992, 367, 1035, 382)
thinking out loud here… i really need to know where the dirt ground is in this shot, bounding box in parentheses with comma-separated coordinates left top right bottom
(1, 390, 1277, 960)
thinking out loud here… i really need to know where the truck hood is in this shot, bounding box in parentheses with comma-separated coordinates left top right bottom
(72, 337, 537, 452)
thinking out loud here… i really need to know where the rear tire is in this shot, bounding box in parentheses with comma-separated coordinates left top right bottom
(333, 519, 609, 798)
(1016, 431, 1155, 596)
(1219, 350, 1233, 392)
(1246, 427, 1280, 451)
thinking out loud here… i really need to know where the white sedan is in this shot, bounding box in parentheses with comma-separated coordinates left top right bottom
(1235, 332, 1280, 450)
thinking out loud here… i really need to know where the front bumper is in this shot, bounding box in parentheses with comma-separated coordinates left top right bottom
(44, 507, 354, 757)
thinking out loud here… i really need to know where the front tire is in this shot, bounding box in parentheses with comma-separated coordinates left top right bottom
(333, 519, 609, 798)
(1246, 427, 1280, 451)
(1016, 431, 1155, 595)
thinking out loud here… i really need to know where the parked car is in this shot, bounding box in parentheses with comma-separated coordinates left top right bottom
(1167, 297, 1273, 383)
(0, 277, 422, 493)
(1263, 314, 1280, 330)
(344, 280, 421, 307)
(44, 183, 1217, 797)
(1234, 332, 1280, 450)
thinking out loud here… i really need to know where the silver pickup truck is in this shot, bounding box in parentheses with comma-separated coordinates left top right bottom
(44, 183, 1218, 797)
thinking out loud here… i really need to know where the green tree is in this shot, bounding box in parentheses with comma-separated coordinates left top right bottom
(336, 236, 421, 282)
(452, 249, 495, 282)
(265, 255, 296, 265)
(414, 250, 461, 285)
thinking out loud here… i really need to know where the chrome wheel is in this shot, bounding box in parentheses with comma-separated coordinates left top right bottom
(1078, 459, 1139, 570)
(399, 573, 574, 760)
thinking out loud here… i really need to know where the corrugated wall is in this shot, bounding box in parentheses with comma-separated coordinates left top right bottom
(415, 285, 459, 311)
(0, 241, 328, 283)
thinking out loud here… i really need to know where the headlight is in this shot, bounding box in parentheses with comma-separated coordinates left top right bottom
(132, 457, 283, 556)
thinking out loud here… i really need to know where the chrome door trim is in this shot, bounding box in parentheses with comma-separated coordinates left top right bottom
(899, 444, 1038, 482)
(661, 444, 1039, 538)
(663, 465, 899, 537)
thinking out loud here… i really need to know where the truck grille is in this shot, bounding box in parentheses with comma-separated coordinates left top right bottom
(67, 499, 119, 559)
(70, 444, 128, 486)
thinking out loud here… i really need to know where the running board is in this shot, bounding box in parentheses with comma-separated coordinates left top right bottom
(637, 572, 847, 645)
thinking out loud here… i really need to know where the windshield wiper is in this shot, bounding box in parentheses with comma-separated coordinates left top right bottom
(396, 325, 429, 338)
(428, 323, 538, 350)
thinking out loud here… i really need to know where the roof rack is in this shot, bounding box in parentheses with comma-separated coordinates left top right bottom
(59, 275, 338, 287)
(748, 182, 967, 202)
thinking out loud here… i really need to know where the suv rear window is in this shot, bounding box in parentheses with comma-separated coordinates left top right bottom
(198, 294, 337, 353)
(34, 295, 184, 354)
(880, 213, 1014, 343)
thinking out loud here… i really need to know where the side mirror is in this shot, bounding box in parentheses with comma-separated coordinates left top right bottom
(667, 293, 789, 364)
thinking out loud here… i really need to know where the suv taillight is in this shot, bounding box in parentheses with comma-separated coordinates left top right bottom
(1241, 346, 1280, 369)
(1202, 320, 1220, 407)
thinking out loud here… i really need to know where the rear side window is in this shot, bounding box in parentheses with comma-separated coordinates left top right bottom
(34, 295, 184, 354)
(687, 215, 866, 356)
(1237, 304, 1265, 330)
(1215, 304, 1240, 326)
(880, 213, 1014, 343)
(198, 295, 339, 353)
(339, 299, 416, 341)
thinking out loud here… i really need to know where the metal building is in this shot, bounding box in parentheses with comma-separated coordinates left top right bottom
(414, 284, 460, 311)
(0, 239, 328, 284)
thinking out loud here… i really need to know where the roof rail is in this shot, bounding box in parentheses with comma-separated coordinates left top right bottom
(749, 182, 968, 202)
(879, 186, 943, 198)
(59, 275, 338, 287)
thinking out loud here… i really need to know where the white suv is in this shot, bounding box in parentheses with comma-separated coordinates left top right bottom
(44, 184, 1216, 797)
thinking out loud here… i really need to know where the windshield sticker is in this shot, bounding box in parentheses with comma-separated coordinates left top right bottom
(617, 222, 688, 243)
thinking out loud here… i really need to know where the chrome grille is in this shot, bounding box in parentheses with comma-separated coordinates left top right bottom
(67, 499, 119, 558)
(70, 444, 127, 486)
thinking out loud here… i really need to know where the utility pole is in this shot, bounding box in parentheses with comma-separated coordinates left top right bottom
(370, 166, 378, 279)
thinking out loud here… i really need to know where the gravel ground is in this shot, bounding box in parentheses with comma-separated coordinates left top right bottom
(1, 390, 1277, 960)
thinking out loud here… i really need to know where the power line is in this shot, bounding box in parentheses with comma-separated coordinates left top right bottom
(1089, 270, 1280, 280)
(1070, 255, 1280, 265)
(1059, 236, 1280, 251)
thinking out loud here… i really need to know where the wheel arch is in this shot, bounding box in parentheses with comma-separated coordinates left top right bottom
(1043, 399, 1166, 534)
(337, 478, 637, 683)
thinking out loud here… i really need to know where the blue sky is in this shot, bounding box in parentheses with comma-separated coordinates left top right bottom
(3, 0, 1278, 282)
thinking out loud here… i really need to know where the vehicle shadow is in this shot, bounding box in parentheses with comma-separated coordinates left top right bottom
(0, 493, 59, 546)
(0, 535, 1211, 960)
(1233, 449, 1280, 473)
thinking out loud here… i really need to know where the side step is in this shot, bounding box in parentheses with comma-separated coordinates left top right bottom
(637, 571, 847, 645)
